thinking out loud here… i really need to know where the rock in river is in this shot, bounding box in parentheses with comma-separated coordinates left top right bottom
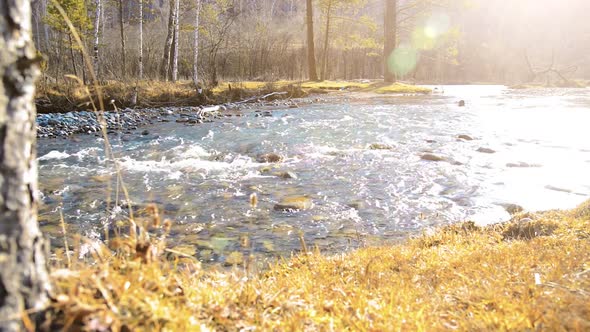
(477, 147, 496, 154)
(274, 196, 313, 211)
(257, 153, 283, 163)
(276, 171, 298, 179)
(496, 203, 524, 215)
(457, 134, 474, 141)
(420, 153, 445, 162)
(369, 143, 394, 150)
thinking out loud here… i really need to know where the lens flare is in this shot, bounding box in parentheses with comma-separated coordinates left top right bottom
(424, 12, 451, 39)
(412, 28, 436, 50)
(387, 44, 418, 77)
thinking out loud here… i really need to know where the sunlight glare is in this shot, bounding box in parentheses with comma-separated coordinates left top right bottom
(387, 44, 418, 76)
(424, 12, 450, 39)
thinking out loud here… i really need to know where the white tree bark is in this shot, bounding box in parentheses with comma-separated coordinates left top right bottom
(192, 0, 202, 88)
(171, 0, 180, 82)
(139, 0, 144, 79)
(161, 0, 175, 80)
(93, 0, 102, 79)
(0, 0, 50, 329)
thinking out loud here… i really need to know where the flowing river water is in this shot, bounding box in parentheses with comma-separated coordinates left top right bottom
(37, 85, 590, 263)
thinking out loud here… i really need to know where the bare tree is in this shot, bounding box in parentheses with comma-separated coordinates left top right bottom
(171, 0, 180, 82)
(306, 0, 319, 81)
(118, 0, 127, 78)
(93, 0, 102, 79)
(193, 0, 202, 88)
(0, 0, 50, 329)
(139, 0, 144, 79)
(161, 0, 175, 80)
(320, 0, 333, 80)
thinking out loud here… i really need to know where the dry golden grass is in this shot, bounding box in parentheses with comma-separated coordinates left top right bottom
(44, 200, 590, 331)
(36, 80, 431, 113)
(373, 82, 432, 94)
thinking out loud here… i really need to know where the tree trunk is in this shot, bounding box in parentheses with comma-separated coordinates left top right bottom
(305, 0, 318, 81)
(119, 0, 127, 78)
(68, 33, 78, 77)
(171, 0, 180, 82)
(0, 0, 51, 329)
(93, 0, 101, 79)
(383, 0, 397, 83)
(192, 0, 202, 88)
(161, 0, 175, 80)
(320, 0, 332, 81)
(138, 0, 143, 79)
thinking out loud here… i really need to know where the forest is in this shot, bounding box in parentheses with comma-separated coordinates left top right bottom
(32, 0, 590, 86)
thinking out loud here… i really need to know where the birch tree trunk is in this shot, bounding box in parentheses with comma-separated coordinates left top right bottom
(0, 0, 51, 329)
(119, 0, 127, 78)
(305, 0, 318, 81)
(383, 0, 397, 83)
(138, 0, 143, 80)
(171, 0, 180, 82)
(320, 0, 332, 81)
(93, 0, 102, 79)
(161, 0, 175, 80)
(192, 0, 201, 88)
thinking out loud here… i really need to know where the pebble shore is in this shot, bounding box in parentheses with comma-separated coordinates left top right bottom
(35, 97, 314, 138)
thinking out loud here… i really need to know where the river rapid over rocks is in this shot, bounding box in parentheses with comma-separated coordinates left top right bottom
(37, 85, 590, 264)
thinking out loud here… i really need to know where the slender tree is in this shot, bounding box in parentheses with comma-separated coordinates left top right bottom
(161, 0, 175, 80)
(320, 0, 333, 80)
(0, 0, 50, 329)
(118, 0, 127, 78)
(383, 0, 397, 82)
(193, 0, 202, 88)
(138, 0, 143, 79)
(92, 0, 102, 79)
(306, 0, 319, 81)
(171, 0, 180, 82)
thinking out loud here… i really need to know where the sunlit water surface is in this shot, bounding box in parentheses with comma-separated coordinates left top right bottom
(38, 86, 590, 263)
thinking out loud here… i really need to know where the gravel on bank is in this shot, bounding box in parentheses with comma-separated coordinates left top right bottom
(35, 97, 319, 138)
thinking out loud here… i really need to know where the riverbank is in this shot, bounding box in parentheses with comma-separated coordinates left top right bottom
(46, 200, 590, 330)
(35, 80, 431, 138)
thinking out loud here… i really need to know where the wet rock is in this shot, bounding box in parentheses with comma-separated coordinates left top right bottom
(347, 200, 364, 210)
(477, 147, 496, 154)
(141, 129, 150, 135)
(274, 196, 313, 211)
(497, 203, 524, 215)
(458, 100, 465, 107)
(545, 185, 572, 193)
(506, 162, 542, 168)
(369, 143, 394, 150)
(457, 134, 474, 141)
(276, 171, 298, 179)
(425, 139, 437, 143)
(257, 153, 283, 163)
(420, 153, 445, 162)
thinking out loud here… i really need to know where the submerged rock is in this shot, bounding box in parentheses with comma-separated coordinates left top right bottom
(276, 171, 298, 179)
(506, 162, 542, 168)
(420, 153, 445, 162)
(369, 143, 394, 150)
(477, 147, 496, 154)
(257, 153, 283, 163)
(457, 134, 474, 141)
(274, 196, 313, 211)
